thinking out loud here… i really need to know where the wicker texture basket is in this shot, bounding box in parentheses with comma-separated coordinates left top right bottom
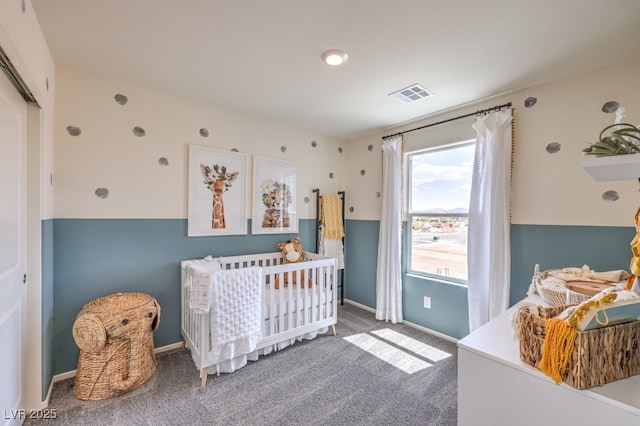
(530, 264, 591, 306)
(519, 305, 640, 389)
(73, 292, 160, 400)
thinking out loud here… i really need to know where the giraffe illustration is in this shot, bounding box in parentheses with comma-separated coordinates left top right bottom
(261, 180, 291, 228)
(200, 164, 239, 229)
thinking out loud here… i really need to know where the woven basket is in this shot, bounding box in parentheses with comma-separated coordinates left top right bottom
(530, 264, 591, 306)
(73, 292, 160, 400)
(519, 305, 640, 389)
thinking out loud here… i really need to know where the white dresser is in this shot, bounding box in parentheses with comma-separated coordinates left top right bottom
(457, 296, 640, 426)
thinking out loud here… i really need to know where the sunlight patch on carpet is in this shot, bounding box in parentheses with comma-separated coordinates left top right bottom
(371, 328, 452, 362)
(343, 333, 431, 374)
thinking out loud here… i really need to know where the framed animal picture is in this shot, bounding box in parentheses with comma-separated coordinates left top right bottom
(252, 156, 299, 234)
(188, 145, 248, 236)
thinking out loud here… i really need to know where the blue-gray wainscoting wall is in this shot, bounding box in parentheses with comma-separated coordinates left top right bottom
(51, 218, 636, 375)
(42, 219, 54, 400)
(344, 220, 636, 340)
(52, 218, 315, 375)
(509, 224, 635, 305)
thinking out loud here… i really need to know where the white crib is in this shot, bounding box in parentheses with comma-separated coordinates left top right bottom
(181, 251, 337, 386)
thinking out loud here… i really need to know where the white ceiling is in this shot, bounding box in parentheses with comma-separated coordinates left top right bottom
(32, 0, 640, 141)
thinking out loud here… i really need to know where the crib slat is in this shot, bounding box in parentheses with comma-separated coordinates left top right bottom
(269, 272, 276, 336)
(295, 268, 301, 328)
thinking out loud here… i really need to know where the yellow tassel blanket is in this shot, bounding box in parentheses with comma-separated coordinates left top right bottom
(538, 292, 618, 384)
(320, 194, 344, 239)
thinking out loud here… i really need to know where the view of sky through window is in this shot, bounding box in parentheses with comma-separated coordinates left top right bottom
(410, 142, 475, 213)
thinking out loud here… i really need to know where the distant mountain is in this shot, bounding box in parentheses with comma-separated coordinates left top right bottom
(424, 207, 468, 214)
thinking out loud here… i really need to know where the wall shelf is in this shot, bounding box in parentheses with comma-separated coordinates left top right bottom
(581, 154, 640, 181)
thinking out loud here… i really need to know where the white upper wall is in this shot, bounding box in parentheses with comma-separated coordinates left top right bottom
(54, 66, 346, 219)
(346, 59, 640, 227)
(511, 60, 640, 226)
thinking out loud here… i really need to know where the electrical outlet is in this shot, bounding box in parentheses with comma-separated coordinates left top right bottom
(423, 296, 431, 309)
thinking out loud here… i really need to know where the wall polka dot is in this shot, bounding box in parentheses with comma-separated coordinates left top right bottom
(360, 169, 366, 176)
(46, 78, 49, 91)
(199, 128, 209, 137)
(158, 157, 169, 166)
(545, 142, 561, 154)
(133, 126, 146, 137)
(114, 94, 128, 105)
(349, 207, 354, 212)
(338, 147, 343, 153)
(95, 188, 109, 199)
(368, 145, 373, 151)
(329, 172, 334, 179)
(231, 148, 239, 152)
(311, 141, 317, 148)
(602, 190, 619, 201)
(602, 101, 619, 113)
(375, 192, 381, 198)
(281, 146, 287, 153)
(66, 126, 81, 136)
(524, 97, 537, 108)
(303, 196, 310, 203)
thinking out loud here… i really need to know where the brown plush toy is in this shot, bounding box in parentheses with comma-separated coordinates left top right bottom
(278, 236, 304, 265)
(275, 237, 310, 288)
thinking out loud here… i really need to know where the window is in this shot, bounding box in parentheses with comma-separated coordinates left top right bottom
(407, 140, 475, 284)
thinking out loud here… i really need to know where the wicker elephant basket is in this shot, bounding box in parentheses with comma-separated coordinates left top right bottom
(72, 292, 161, 400)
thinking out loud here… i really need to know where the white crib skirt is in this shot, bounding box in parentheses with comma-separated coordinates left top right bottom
(187, 283, 334, 375)
(190, 323, 329, 374)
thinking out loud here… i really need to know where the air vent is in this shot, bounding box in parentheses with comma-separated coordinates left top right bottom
(389, 84, 433, 104)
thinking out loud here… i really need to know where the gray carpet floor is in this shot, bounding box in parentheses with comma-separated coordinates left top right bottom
(28, 304, 458, 426)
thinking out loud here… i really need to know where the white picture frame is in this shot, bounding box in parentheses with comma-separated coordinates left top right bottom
(188, 145, 247, 236)
(252, 156, 299, 234)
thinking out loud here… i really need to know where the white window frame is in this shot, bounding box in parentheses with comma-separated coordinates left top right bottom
(406, 139, 475, 285)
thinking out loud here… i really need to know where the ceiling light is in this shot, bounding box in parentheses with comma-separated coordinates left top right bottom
(321, 49, 348, 66)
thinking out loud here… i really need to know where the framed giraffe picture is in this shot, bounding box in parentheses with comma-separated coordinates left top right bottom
(252, 156, 299, 235)
(188, 145, 248, 236)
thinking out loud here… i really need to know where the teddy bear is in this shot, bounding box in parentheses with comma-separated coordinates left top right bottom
(275, 237, 310, 288)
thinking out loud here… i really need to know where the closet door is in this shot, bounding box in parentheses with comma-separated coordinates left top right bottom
(0, 67, 28, 425)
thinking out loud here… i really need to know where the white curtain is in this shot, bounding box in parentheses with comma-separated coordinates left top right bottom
(376, 135, 403, 323)
(467, 109, 512, 332)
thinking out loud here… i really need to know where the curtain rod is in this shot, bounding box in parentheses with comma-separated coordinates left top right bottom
(381, 102, 512, 140)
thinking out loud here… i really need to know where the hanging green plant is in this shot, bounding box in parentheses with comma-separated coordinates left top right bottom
(583, 123, 640, 157)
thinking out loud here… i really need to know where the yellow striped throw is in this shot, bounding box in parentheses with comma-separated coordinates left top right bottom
(321, 194, 344, 239)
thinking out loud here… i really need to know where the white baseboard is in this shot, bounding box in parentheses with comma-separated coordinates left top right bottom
(52, 368, 77, 383)
(51, 341, 186, 387)
(342, 298, 458, 343)
(342, 298, 374, 312)
(403, 317, 458, 343)
(155, 341, 184, 354)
